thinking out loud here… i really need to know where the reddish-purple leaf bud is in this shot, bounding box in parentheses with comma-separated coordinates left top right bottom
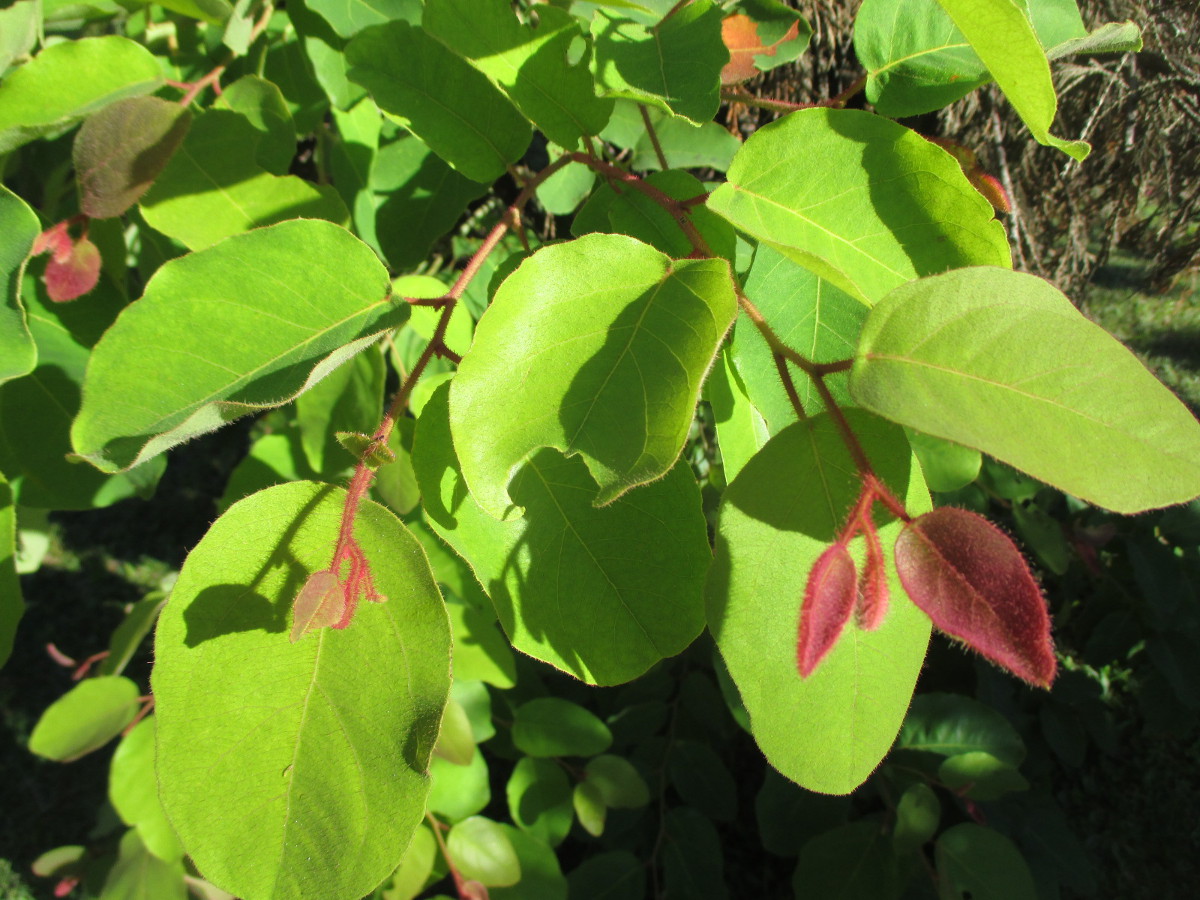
(856, 527, 889, 631)
(895, 507, 1057, 688)
(797, 542, 858, 678)
(290, 569, 346, 643)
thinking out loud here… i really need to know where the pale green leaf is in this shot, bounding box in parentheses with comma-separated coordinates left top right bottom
(0, 1, 39, 74)
(1046, 21, 1142, 60)
(380, 824, 436, 900)
(590, 1, 727, 124)
(429, 751, 490, 821)
(0, 472, 21, 668)
(705, 345, 770, 482)
(732, 244, 865, 430)
(936, 824, 1037, 900)
(707, 109, 1010, 305)
(212, 76, 297, 174)
(433, 697, 476, 766)
(153, 481, 451, 900)
(451, 233, 737, 515)
(905, 429, 981, 493)
(447, 817, 520, 887)
(424, 0, 613, 149)
(0, 36, 163, 154)
(0, 185, 38, 386)
(139, 107, 348, 251)
(573, 781, 606, 837)
(29, 676, 141, 761)
(513, 697, 612, 757)
(706, 412, 932, 794)
(489, 824, 567, 900)
(346, 21, 532, 183)
(155, 0, 232, 25)
(307, 0, 420, 38)
(630, 117, 741, 172)
(415, 383, 711, 686)
(934, 0, 1089, 159)
(289, 0, 368, 110)
(850, 266, 1200, 513)
(507, 757, 574, 847)
(72, 220, 400, 473)
(99, 829, 186, 900)
(109, 717, 185, 862)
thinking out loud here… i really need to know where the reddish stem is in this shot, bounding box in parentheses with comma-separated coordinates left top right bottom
(639, 104, 669, 170)
(721, 74, 867, 114)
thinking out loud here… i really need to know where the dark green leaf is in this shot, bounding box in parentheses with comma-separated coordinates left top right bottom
(0, 185, 38, 385)
(935, 823, 1037, 900)
(792, 822, 900, 900)
(897, 693, 1026, 766)
(507, 757, 574, 847)
(663, 807, 728, 900)
(513, 697, 613, 757)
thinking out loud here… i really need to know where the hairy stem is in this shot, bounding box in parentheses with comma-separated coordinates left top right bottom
(640, 104, 669, 170)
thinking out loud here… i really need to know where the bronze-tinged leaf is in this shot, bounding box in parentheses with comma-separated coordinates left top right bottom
(895, 507, 1056, 687)
(290, 569, 346, 642)
(720, 14, 800, 85)
(797, 542, 857, 678)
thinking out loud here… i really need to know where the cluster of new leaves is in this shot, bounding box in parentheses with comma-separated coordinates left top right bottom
(2, 0, 1195, 898)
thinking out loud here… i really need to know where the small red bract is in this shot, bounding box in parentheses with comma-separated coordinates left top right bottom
(895, 507, 1057, 687)
(797, 542, 858, 678)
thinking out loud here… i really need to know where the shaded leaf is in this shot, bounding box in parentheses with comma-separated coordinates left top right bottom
(507, 756, 573, 847)
(74, 97, 192, 219)
(72, 220, 400, 473)
(792, 822, 900, 899)
(851, 267, 1200, 513)
(153, 481, 451, 900)
(346, 21, 532, 183)
(0, 185, 39, 385)
(708, 109, 1010, 305)
(513, 698, 612, 758)
(429, 751, 490, 822)
(936, 823, 1037, 900)
(892, 782, 939, 854)
(0, 472, 19, 667)
(448, 817, 520, 888)
(584, 755, 650, 808)
(663, 807, 728, 900)
(307, 0, 419, 38)
(897, 692, 1026, 765)
(896, 506, 1056, 687)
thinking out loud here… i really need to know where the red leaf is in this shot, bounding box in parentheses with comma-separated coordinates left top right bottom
(290, 569, 346, 642)
(44, 235, 101, 302)
(895, 507, 1056, 687)
(797, 542, 857, 678)
(856, 525, 889, 631)
(721, 14, 800, 85)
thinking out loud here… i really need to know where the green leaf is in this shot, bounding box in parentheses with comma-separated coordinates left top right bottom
(507, 757, 574, 847)
(451, 233, 737, 515)
(573, 781, 606, 837)
(346, 21, 532, 183)
(289, 0, 367, 110)
(380, 824, 436, 900)
(706, 412, 932, 794)
(731, 244, 865, 430)
(935, 824, 1037, 900)
(513, 697, 612, 757)
(850, 267, 1200, 513)
(0, 185, 38, 386)
(72, 220, 401, 473)
(99, 829, 187, 900)
(155, 0, 233, 25)
(424, 0, 613, 149)
(567, 851, 645, 900)
(0, 36, 163, 154)
(583, 754, 650, 808)
(415, 382, 711, 685)
(708, 109, 1010, 305)
(1, 278, 166, 509)
(448, 600, 517, 689)
(74, 97, 192, 219)
(536, 147, 597, 215)
(433, 697, 476, 766)
(934, 0, 1089, 159)
(447, 817, 521, 888)
(490, 825, 568, 900)
(792, 822, 900, 899)
(668, 740, 737, 822)
(429, 750, 490, 822)
(754, 768, 851, 856)
(854, 0, 990, 118)
(109, 717, 185, 862)
(938, 751, 1029, 801)
(630, 116, 741, 172)
(0, 0, 39, 74)
(705, 345, 770, 481)
(1046, 21, 1142, 60)
(892, 782, 940, 854)
(897, 693, 1026, 766)
(0, 472, 19, 668)
(906, 429, 981, 494)
(153, 481, 451, 900)
(590, 1, 728, 124)
(139, 107, 348, 251)
(295, 348, 385, 473)
(29, 676, 141, 761)
(307, 0, 420, 39)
